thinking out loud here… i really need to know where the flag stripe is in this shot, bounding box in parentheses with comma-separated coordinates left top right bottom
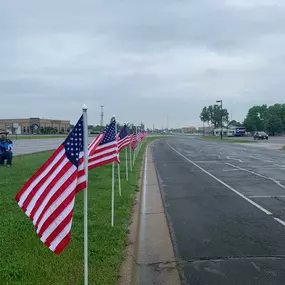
(54, 229, 72, 255)
(88, 133, 105, 156)
(32, 164, 77, 226)
(89, 156, 119, 170)
(16, 146, 66, 206)
(29, 159, 73, 220)
(35, 169, 77, 230)
(88, 146, 118, 163)
(51, 218, 72, 253)
(45, 210, 73, 249)
(38, 192, 75, 239)
(15, 146, 65, 203)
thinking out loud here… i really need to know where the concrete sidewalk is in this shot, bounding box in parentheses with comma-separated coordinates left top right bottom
(118, 142, 181, 285)
(134, 143, 181, 284)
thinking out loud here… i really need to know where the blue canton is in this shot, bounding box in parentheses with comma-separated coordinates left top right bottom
(119, 125, 129, 139)
(63, 115, 84, 167)
(100, 119, 116, 145)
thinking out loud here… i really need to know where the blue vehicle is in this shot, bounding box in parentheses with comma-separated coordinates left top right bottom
(235, 127, 246, 136)
(227, 127, 246, 137)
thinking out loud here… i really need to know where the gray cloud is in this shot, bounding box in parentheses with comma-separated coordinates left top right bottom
(1, 0, 285, 127)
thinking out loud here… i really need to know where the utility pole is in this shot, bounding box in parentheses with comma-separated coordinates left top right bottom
(166, 115, 169, 131)
(216, 100, 223, 139)
(100, 105, 104, 127)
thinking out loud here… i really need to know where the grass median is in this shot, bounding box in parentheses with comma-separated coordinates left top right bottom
(201, 135, 253, 143)
(0, 137, 158, 285)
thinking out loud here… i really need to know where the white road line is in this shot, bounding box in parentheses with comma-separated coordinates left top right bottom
(226, 156, 244, 163)
(250, 155, 273, 163)
(274, 164, 285, 168)
(166, 142, 272, 216)
(274, 217, 285, 226)
(225, 163, 285, 190)
(166, 142, 285, 228)
(248, 195, 285, 198)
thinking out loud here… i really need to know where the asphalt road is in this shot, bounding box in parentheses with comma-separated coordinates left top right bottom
(13, 137, 95, 156)
(151, 136, 285, 285)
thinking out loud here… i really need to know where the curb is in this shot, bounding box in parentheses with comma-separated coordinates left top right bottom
(117, 141, 181, 285)
(117, 145, 146, 285)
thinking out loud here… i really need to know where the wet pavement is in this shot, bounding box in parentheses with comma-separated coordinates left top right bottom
(13, 137, 94, 156)
(151, 136, 285, 285)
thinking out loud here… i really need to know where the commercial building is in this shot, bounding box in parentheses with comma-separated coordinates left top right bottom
(182, 126, 198, 133)
(0, 118, 71, 135)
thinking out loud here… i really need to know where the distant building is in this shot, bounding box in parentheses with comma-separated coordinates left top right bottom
(198, 126, 214, 134)
(182, 126, 198, 133)
(0, 118, 71, 135)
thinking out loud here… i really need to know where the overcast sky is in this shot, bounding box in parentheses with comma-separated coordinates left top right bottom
(1, 0, 285, 128)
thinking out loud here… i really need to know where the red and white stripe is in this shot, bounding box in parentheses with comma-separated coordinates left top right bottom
(15, 145, 86, 255)
(88, 140, 119, 170)
(118, 135, 131, 152)
(131, 134, 137, 151)
(88, 133, 105, 156)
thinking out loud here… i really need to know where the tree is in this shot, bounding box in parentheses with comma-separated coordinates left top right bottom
(243, 105, 268, 132)
(200, 106, 209, 124)
(228, 120, 242, 127)
(268, 115, 283, 135)
(200, 105, 229, 128)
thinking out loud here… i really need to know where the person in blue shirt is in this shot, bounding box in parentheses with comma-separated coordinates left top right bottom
(0, 132, 13, 167)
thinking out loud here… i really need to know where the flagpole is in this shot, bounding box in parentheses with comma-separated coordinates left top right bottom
(129, 145, 132, 171)
(125, 147, 128, 181)
(115, 122, 121, 196)
(111, 115, 117, 226)
(133, 146, 136, 166)
(82, 104, 89, 285)
(118, 163, 121, 196)
(112, 161, 115, 226)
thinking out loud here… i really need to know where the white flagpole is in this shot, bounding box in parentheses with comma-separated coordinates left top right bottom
(129, 145, 132, 171)
(118, 163, 121, 196)
(134, 125, 138, 163)
(82, 104, 89, 285)
(111, 116, 117, 226)
(133, 145, 136, 166)
(125, 147, 128, 181)
(115, 122, 121, 196)
(112, 161, 115, 226)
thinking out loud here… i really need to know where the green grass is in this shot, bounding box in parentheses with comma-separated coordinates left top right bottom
(8, 135, 67, 140)
(0, 138, 156, 285)
(282, 146, 285, 151)
(201, 136, 253, 143)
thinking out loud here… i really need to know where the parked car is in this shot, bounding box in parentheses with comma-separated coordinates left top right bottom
(253, 131, 268, 140)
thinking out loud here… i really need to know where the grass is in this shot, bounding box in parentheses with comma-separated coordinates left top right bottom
(0, 137, 157, 285)
(8, 135, 67, 140)
(282, 146, 285, 151)
(201, 135, 253, 143)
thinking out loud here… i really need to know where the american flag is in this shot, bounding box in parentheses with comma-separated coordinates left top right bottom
(137, 131, 147, 142)
(15, 116, 86, 255)
(131, 134, 137, 151)
(136, 132, 143, 142)
(88, 119, 119, 169)
(118, 125, 130, 152)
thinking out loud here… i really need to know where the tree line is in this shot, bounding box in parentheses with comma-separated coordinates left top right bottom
(200, 103, 285, 135)
(88, 122, 145, 134)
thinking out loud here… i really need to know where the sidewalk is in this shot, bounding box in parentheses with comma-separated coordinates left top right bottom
(119, 142, 181, 285)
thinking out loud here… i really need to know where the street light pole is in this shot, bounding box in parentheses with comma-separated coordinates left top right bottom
(216, 100, 223, 139)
